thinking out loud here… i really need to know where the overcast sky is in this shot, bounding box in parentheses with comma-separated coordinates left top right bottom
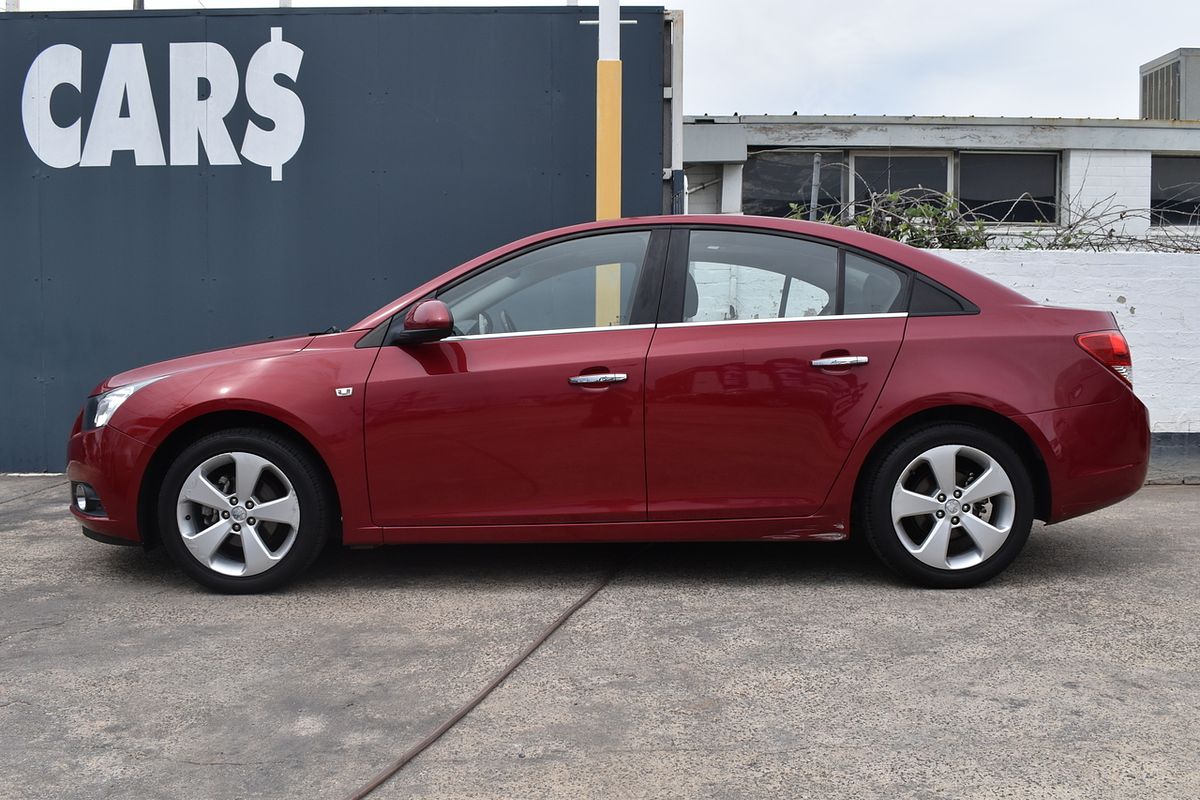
(12, 0, 1200, 118)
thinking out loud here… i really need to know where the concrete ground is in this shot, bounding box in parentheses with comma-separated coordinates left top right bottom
(1, 477, 1197, 800)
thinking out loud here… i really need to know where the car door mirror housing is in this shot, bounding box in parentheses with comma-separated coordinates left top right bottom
(391, 299, 454, 345)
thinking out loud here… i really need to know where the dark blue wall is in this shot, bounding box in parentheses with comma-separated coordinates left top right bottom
(0, 7, 666, 471)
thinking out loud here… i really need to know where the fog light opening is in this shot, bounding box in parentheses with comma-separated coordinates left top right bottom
(72, 482, 105, 515)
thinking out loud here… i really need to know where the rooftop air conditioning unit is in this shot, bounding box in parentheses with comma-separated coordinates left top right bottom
(1140, 48, 1200, 121)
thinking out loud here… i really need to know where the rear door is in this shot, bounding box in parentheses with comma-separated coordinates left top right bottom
(644, 227, 908, 520)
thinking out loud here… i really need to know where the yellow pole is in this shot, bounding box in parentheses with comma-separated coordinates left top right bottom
(595, 59, 622, 221)
(594, 1, 622, 327)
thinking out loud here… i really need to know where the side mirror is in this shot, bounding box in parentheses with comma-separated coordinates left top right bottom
(390, 299, 454, 345)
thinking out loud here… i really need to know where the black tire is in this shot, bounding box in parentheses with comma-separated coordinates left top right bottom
(157, 428, 334, 593)
(857, 423, 1035, 589)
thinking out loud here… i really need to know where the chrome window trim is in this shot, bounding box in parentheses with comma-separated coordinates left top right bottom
(441, 313, 906, 342)
(443, 323, 656, 342)
(656, 312, 907, 329)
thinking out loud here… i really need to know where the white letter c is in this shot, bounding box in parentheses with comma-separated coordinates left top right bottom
(22, 44, 83, 169)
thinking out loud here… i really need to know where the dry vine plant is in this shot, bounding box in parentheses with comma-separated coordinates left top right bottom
(783, 173, 1200, 253)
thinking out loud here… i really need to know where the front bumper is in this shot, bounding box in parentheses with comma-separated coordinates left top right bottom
(1023, 389, 1150, 523)
(66, 422, 152, 545)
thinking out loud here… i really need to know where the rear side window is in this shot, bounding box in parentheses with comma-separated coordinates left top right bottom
(910, 278, 970, 315)
(673, 229, 976, 322)
(684, 230, 838, 322)
(843, 253, 905, 314)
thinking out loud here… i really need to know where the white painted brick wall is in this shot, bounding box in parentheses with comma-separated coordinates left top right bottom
(940, 250, 1200, 434)
(690, 263, 828, 321)
(1062, 150, 1152, 236)
(684, 165, 721, 214)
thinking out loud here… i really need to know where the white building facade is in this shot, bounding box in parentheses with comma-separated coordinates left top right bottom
(684, 114, 1200, 239)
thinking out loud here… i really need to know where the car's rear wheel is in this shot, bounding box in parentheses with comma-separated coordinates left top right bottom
(157, 428, 332, 593)
(858, 423, 1034, 588)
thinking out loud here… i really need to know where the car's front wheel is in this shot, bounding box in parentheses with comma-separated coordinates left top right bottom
(858, 423, 1035, 588)
(157, 428, 333, 593)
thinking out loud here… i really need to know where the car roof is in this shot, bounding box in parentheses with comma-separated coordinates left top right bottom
(351, 214, 1033, 330)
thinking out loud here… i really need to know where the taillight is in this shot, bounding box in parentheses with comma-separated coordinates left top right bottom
(1076, 330, 1132, 386)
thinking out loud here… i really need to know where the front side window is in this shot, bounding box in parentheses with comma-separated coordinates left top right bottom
(685, 230, 838, 323)
(438, 231, 650, 336)
(959, 152, 1058, 224)
(1151, 155, 1200, 226)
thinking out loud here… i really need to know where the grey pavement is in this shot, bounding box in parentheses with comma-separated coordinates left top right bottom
(1, 476, 1197, 799)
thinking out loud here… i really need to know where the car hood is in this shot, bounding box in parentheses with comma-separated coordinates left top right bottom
(95, 335, 315, 395)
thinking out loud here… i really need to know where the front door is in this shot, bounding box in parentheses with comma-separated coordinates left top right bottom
(645, 228, 908, 520)
(364, 229, 664, 526)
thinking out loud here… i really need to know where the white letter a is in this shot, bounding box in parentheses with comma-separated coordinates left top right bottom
(81, 43, 166, 167)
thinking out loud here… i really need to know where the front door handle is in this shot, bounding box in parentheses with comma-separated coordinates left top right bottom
(568, 373, 628, 386)
(811, 356, 869, 368)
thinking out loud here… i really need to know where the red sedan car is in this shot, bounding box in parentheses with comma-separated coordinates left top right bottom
(67, 215, 1149, 592)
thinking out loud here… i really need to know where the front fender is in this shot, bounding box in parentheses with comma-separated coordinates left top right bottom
(124, 332, 383, 544)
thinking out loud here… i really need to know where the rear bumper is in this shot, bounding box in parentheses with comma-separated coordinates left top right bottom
(66, 424, 151, 545)
(1022, 390, 1150, 523)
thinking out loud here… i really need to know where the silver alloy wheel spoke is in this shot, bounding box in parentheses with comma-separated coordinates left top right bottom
(183, 518, 234, 563)
(922, 445, 961, 496)
(959, 513, 1009, 561)
(960, 463, 1013, 505)
(891, 443, 1017, 571)
(180, 471, 230, 512)
(175, 451, 300, 577)
(241, 525, 283, 574)
(912, 517, 952, 567)
(232, 452, 271, 503)
(892, 486, 944, 519)
(250, 494, 300, 527)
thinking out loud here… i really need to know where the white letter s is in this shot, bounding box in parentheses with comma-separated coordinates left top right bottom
(241, 27, 305, 182)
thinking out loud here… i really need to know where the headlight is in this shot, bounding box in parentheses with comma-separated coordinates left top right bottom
(83, 378, 162, 430)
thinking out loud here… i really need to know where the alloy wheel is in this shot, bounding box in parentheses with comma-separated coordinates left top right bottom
(174, 451, 301, 577)
(890, 444, 1016, 571)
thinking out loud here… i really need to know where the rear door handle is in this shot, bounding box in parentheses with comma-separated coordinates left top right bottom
(811, 356, 869, 368)
(568, 373, 628, 385)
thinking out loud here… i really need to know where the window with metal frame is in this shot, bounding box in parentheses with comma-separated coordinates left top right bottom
(742, 149, 847, 219)
(958, 152, 1058, 224)
(1151, 155, 1200, 226)
(852, 153, 950, 210)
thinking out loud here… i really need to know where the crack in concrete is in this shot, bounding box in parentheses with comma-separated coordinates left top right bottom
(0, 481, 68, 506)
(0, 620, 67, 642)
(167, 757, 297, 767)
